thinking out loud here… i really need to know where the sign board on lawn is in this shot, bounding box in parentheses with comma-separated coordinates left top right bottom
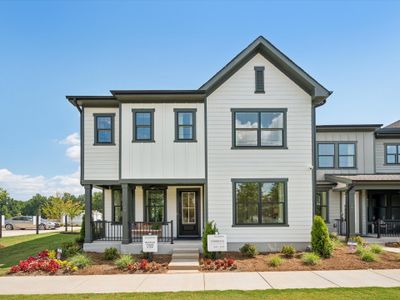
(207, 234, 227, 252)
(142, 235, 158, 253)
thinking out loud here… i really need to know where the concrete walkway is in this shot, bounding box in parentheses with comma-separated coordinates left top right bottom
(0, 269, 399, 294)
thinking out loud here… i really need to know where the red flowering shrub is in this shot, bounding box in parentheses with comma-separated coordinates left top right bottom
(125, 260, 166, 273)
(201, 258, 237, 271)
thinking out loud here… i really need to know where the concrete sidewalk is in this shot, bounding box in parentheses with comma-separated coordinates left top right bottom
(0, 269, 399, 295)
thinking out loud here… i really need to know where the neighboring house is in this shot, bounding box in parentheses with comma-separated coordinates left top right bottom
(67, 36, 399, 254)
(316, 121, 400, 237)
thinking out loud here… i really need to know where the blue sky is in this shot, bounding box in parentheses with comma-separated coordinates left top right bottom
(0, 0, 399, 199)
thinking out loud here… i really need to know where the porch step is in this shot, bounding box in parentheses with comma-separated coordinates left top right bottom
(169, 248, 200, 271)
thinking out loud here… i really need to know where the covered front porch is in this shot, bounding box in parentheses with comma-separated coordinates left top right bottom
(324, 174, 400, 239)
(82, 182, 204, 250)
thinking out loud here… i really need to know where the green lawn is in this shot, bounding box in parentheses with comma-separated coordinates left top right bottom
(0, 288, 399, 300)
(0, 232, 78, 275)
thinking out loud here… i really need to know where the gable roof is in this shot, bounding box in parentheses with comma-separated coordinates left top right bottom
(375, 120, 400, 138)
(199, 36, 332, 105)
(385, 120, 400, 129)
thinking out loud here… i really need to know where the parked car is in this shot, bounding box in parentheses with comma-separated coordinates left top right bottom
(4, 216, 56, 230)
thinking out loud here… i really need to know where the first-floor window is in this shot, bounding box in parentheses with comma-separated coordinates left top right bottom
(234, 180, 287, 225)
(315, 191, 329, 222)
(112, 190, 122, 223)
(145, 189, 165, 222)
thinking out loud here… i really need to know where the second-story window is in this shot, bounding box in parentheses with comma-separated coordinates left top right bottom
(318, 143, 335, 168)
(175, 109, 197, 142)
(338, 143, 356, 168)
(94, 114, 114, 144)
(232, 109, 286, 148)
(132, 109, 154, 142)
(386, 144, 400, 164)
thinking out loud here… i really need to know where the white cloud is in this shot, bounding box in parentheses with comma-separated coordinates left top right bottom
(60, 133, 80, 162)
(0, 168, 83, 200)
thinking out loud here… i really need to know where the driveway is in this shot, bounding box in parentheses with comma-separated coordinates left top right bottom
(0, 227, 80, 237)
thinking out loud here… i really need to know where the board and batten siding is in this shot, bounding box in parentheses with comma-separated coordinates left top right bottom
(83, 107, 119, 180)
(316, 131, 375, 181)
(206, 53, 313, 244)
(120, 103, 205, 179)
(375, 138, 400, 173)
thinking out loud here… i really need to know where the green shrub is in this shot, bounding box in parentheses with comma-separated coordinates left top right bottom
(311, 216, 333, 258)
(68, 254, 91, 269)
(268, 256, 284, 267)
(114, 255, 134, 269)
(329, 232, 338, 241)
(202, 221, 219, 259)
(301, 252, 320, 265)
(239, 243, 258, 258)
(353, 236, 366, 246)
(61, 241, 81, 258)
(370, 244, 383, 254)
(281, 245, 296, 258)
(355, 244, 366, 255)
(76, 215, 85, 244)
(361, 251, 376, 262)
(104, 247, 119, 260)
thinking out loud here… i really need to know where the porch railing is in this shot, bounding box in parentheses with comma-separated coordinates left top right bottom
(368, 219, 400, 238)
(130, 221, 174, 244)
(92, 220, 123, 241)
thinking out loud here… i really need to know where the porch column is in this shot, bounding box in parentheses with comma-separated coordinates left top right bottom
(84, 184, 93, 243)
(346, 186, 356, 239)
(360, 190, 367, 235)
(122, 183, 133, 244)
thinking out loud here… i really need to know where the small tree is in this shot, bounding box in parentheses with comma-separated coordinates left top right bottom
(42, 196, 65, 220)
(64, 199, 84, 232)
(311, 215, 333, 258)
(202, 221, 219, 259)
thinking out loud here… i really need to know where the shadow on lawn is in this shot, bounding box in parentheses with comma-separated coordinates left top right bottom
(0, 233, 78, 270)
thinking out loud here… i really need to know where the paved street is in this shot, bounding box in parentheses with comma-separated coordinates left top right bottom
(0, 269, 399, 295)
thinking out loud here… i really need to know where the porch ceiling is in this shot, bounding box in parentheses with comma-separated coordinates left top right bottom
(325, 174, 400, 185)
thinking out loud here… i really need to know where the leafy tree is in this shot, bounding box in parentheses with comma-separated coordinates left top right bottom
(42, 195, 66, 220)
(22, 194, 48, 216)
(92, 191, 103, 213)
(0, 188, 25, 218)
(64, 199, 84, 232)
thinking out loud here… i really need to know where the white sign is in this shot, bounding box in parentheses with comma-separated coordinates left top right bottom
(207, 234, 227, 252)
(142, 235, 158, 253)
(1, 215, 4, 226)
(32, 216, 41, 225)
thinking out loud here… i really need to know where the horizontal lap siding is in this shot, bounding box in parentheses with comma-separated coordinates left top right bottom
(375, 138, 400, 173)
(207, 53, 313, 243)
(316, 131, 375, 181)
(84, 107, 119, 180)
(121, 103, 205, 179)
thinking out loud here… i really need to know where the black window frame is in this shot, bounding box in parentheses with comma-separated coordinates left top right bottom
(254, 66, 265, 93)
(231, 108, 287, 149)
(232, 178, 288, 227)
(94, 113, 115, 145)
(174, 109, 197, 142)
(317, 142, 357, 169)
(112, 189, 122, 224)
(385, 143, 400, 165)
(132, 109, 155, 143)
(143, 188, 167, 223)
(315, 190, 329, 223)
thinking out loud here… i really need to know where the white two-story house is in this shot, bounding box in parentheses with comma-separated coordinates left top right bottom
(67, 36, 399, 254)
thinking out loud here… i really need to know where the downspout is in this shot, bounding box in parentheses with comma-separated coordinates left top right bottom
(345, 184, 356, 241)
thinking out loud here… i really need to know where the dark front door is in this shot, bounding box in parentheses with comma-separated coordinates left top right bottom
(177, 189, 200, 238)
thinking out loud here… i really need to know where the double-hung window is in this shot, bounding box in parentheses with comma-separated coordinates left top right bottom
(233, 179, 287, 225)
(315, 191, 329, 222)
(94, 114, 114, 144)
(318, 143, 335, 168)
(144, 189, 166, 222)
(175, 109, 196, 142)
(132, 109, 154, 142)
(338, 143, 356, 168)
(232, 109, 286, 148)
(112, 190, 122, 223)
(386, 144, 400, 164)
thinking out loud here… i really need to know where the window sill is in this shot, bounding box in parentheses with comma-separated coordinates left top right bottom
(254, 90, 265, 94)
(232, 224, 289, 227)
(132, 140, 155, 143)
(174, 139, 198, 143)
(93, 143, 116, 146)
(231, 146, 288, 150)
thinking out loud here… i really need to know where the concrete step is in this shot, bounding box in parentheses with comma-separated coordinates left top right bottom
(172, 253, 199, 260)
(168, 261, 199, 271)
(169, 248, 200, 271)
(172, 248, 199, 254)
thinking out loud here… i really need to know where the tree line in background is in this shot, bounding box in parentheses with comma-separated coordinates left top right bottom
(0, 188, 103, 220)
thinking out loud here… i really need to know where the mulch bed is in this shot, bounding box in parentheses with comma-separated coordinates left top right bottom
(201, 245, 400, 272)
(386, 242, 400, 248)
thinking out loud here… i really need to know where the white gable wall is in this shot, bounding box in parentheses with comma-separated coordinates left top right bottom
(207, 53, 313, 246)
